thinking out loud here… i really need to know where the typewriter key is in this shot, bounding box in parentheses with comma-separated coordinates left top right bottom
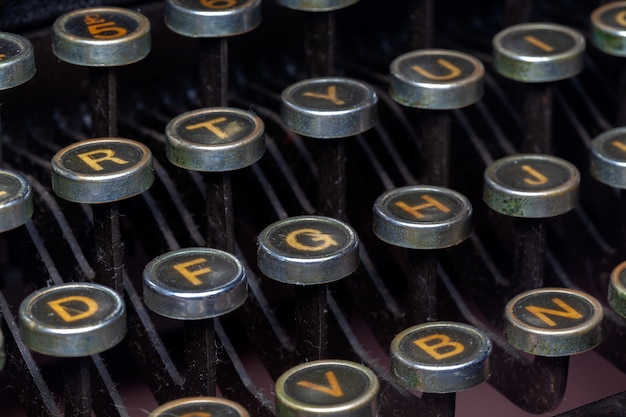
(51, 138, 154, 292)
(258, 215, 359, 360)
(166, 107, 265, 252)
(19, 282, 126, 357)
(149, 396, 250, 417)
(493, 23, 585, 153)
(0, 169, 33, 233)
(166, 0, 261, 37)
(504, 288, 603, 356)
(19, 282, 127, 417)
(390, 321, 492, 393)
(484, 154, 579, 291)
(609, 261, 626, 318)
(590, 127, 626, 189)
(282, 77, 377, 139)
(0, 32, 35, 91)
(592, 2, 626, 57)
(143, 247, 246, 395)
(281, 77, 377, 217)
(389, 49, 484, 186)
(51, 138, 153, 204)
(275, 360, 379, 417)
(143, 247, 246, 320)
(373, 185, 472, 323)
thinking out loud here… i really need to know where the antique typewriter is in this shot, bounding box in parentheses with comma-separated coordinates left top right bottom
(1, 0, 626, 416)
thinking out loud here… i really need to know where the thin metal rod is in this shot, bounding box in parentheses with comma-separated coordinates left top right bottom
(200, 38, 229, 107)
(64, 357, 91, 417)
(92, 202, 123, 294)
(89, 67, 117, 137)
(315, 139, 347, 220)
(513, 218, 546, 292)
(204, 172, 234, 253)
(184, 319, 217, 397)
(305, 12, 336, 78)
(522, 83, 552, 154)
(295, 284, 328, 362)
(408, 0, 434, 50)
(418, 109, 451, 187)
(408, 249, 438, 325)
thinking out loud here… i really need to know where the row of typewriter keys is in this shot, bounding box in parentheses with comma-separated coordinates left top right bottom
(3, 1, 626, 416)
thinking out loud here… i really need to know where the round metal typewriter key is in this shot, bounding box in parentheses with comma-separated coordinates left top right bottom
(389, 49, 484, 110)
(166, 107, 265, 172)
(257, 215, 359, 285)
(0, 32, 35, 90)
(166, 0, 261, 37)
(275, 0, 358, 11)
(275, 360, 379, 417)
(591, 2, 626, 57)
(143, 247, 247, 320)
(483, 154, 580, 218)
(504, 288, 603, 357)
(52, 7, 151, 67)
(149, 396, 250, 417)
(609, 260, 626, 317)
(281, 77, 378, 139)
(590, 127, 626, 188)
(19, 282, 126, 357)
(390, 321, 492, 393)
(51, 137, 153, 204)
(373, 185, 472, 250)
(0, 169, 33, 233)
(493, 23, 585, 83)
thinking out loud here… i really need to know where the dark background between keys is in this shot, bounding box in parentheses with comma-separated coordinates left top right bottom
(0, 1, 625, 416)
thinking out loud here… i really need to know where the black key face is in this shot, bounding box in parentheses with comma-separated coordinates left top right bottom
(0, 32, 35, 89)
(590, 128, 626, 188)
(390, 322, 491, 393)
(150, 397, 249, 417)
(19, 283, 126, 357)
(173, 109, 260, 146)
(499, 28, 577, 57)
(276, 360, 378, 417)
(284, 78, 372, 112)
(596, 130, 626, 162)
(262, 217, 355, 260)
(510, 291, 595, 330)
(146, 248, 242, 292)
(173, 0, 255, 11)
(394, 51, 480, 85)
(394, 324, 488, 367)
(27, 285, 121, 329)
(505, 288, 603, 356)
(383, 187, 466, 224)
(60, 10, 141, 40)
(56, 139, 149, 176)
(489, 157, 572, 192)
